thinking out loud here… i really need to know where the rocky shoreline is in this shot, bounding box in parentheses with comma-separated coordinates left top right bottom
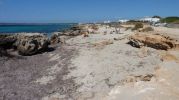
(1, 23, 179, 100)
(0, 24, 92, 56)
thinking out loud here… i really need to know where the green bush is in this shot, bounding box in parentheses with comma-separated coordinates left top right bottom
(160, 17, 179, 23)
(132, 23, 144, 30)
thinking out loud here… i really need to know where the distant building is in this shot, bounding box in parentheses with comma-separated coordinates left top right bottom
(118, 19, 129, 23)
(103, 20, 111, 23)
(139, 17, 160, 23)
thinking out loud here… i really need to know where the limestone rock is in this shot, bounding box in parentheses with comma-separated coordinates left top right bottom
(50, 25, 89, 44)
(50, 32, 73, 44)
(129, 33, 178, 50)
(15, 33, 49, 56)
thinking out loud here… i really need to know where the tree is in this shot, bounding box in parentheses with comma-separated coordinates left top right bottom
(152, 16, 161, 19)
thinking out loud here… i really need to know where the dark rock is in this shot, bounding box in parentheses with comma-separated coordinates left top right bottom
(0, 34, 17, 57)
(71, 25, 85, 31)
(0, 34, 17, 49)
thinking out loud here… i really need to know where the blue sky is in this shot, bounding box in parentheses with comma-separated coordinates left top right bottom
(0, 0, 179, 23)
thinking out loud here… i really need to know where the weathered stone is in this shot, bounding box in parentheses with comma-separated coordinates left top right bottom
(50, 32, 61, 44)
(50, 32, 73, 44)
(50, 25, 87, 44)
(15, 33, 49, 56)
(129, 33, 178, 50)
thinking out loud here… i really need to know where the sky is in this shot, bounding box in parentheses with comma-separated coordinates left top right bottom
(0, 0, 179, 23)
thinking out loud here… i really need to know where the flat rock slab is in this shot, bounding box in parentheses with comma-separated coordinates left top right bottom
(0, 45, 78, 100)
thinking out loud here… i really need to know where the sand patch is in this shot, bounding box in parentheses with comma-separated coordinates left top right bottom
(42, 93, 66, 100)
(35, 76, 55, 85)
(35, 63, 62, 85)
(161, 52, 178, 61)
(49, 54, 61, 61)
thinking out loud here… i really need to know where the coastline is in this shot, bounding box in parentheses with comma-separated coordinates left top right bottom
(1, 23, 179, 99)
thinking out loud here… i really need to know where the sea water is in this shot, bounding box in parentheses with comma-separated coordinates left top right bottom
(0, 23, 76, 36)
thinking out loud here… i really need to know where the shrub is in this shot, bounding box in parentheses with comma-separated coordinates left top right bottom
(172, 20, 179, 24)
(160, 17, 179, 23)
(132, 23, 144, 30)
(142, 27, 154, 32)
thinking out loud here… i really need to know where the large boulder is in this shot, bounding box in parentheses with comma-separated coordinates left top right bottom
(128, 33, 178, 50)
(15, 33, 49, 56)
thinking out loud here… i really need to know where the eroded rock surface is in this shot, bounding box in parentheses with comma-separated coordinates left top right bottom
(50, 25, 92, 44)
(129, 33, 179, 50)
(14, 33, 49, 56)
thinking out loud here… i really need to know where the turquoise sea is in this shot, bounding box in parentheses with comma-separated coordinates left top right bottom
(0, 23, 76, 36)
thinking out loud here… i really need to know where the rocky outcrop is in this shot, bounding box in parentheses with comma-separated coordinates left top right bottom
(50, 32, 71, 44)
(50, 25, 90, 44)
(15, 33, 49, 56)
(129, 33, 179, 50)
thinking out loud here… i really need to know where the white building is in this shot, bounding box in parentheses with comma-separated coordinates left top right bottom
(118, 19, 129, 23)
(139, 17, 160, 23)
(103, 20, 111, 23)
